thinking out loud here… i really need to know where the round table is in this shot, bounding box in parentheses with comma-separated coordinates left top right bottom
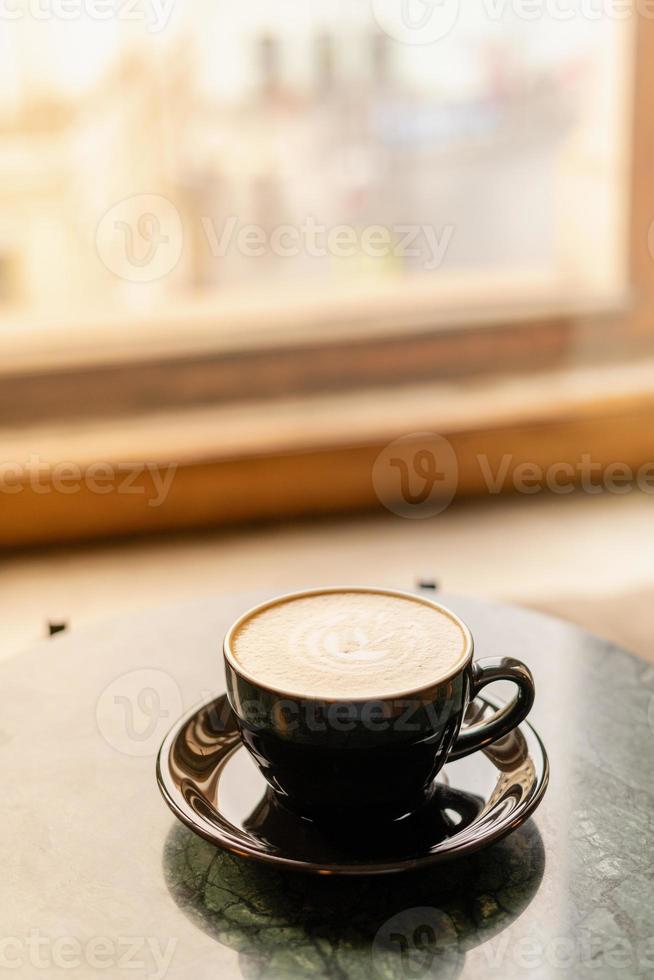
(2, 589, 653, 979)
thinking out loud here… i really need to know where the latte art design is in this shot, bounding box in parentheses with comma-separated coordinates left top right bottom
(230, 591, 470, 699)
(291, 615, 397, 670)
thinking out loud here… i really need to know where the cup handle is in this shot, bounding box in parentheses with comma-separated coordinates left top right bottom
(448, 656, 535, 761)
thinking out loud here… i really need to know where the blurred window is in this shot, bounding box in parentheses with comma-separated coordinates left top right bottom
(0, 2, 635, 364)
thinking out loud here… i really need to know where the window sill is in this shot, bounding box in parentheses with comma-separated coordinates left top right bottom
(2, 358, 654, 549)
(0, 279, 630, 429)
(0, 273, 625, 374)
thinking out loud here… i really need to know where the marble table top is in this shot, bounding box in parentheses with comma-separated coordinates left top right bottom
(2, 588, 653, 979)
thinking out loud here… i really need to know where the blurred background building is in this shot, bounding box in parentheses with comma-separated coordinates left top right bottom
(0, 2, 629, 317)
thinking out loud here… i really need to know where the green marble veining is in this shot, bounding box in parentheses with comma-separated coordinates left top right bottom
(164, 819, 545, 978)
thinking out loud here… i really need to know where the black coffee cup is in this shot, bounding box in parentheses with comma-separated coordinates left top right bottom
(223, 588, 535, 823)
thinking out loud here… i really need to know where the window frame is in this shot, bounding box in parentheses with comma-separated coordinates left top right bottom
(1, 18, 653, 547)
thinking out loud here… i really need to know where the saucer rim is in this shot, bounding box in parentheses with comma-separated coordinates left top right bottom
(156, 693, 550, 877)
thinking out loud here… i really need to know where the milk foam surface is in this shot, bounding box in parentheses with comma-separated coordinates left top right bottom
(230, 591, 469, 698)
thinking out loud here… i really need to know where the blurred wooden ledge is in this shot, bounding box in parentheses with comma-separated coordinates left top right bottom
(3, 358, 654, 549)
(0, 272, 623, 374)
(0, 277, 629, 428)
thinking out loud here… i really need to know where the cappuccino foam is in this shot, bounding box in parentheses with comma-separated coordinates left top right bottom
(230, 591, 469, 698)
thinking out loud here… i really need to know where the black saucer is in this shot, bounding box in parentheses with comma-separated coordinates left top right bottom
(156, 693, 548, 876)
